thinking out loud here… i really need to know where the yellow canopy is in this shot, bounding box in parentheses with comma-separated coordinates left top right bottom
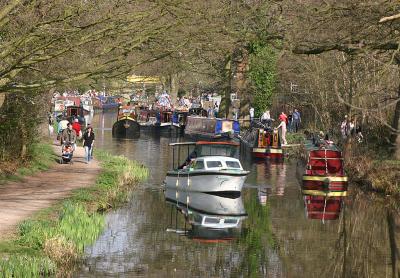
(126, 75, 160, 84)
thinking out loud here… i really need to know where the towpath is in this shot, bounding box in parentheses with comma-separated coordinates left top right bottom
(0, 144, 101, 238)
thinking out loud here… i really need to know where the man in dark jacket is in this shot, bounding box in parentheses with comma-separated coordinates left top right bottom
(62, 123, 77, 149)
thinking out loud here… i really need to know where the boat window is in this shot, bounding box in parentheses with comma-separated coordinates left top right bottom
(224, 218, 238, 224)
(193, 214, 203, 223)
(206, 161, 223, 168)
(193, 160, 205, 170)
(204, 217, 220, 224)
(226, 161, 241, 169)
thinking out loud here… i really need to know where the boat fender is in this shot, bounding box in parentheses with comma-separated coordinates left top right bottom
(323, 178, 330, 191)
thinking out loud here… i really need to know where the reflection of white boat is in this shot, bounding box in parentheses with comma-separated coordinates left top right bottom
(164, 156, 249, 193)
(164, 189, 246, 216)
(165, 190, 247, 241)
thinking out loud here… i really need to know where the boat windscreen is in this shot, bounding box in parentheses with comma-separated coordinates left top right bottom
(226, 161, 241, 169)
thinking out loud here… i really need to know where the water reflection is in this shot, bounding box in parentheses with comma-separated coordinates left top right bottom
(76, 112, 399, 277)
(164, 189, 247, 242)
(303, 195, 343, 221)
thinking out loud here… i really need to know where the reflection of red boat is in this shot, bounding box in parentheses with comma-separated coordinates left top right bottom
(252, 128, 283, 160)
(300, 141, 348, 196)
(304, 195, 342, 220)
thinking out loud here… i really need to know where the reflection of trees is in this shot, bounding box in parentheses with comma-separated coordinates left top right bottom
(269, 189, 399, 277)
(387, 210, 400, 278)
(235, 190, 275, 277)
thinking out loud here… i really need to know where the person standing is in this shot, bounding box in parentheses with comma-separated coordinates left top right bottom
(292, 109, 301, 132)
(249, 106, 255, 123)
(340, 115, 349, 139)
(83, 126, 95, 163)
(275, 116, 287, 145)
(287, 111, 293, 132)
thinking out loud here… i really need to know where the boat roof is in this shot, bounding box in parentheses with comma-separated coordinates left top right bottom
(304, 140, 341, 152)
(169, 141, 239, 147)
(196, 141, 239, 146)
(196, 156, 240, 162)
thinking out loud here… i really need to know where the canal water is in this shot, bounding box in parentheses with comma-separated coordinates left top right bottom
(77, 112, 399, 277)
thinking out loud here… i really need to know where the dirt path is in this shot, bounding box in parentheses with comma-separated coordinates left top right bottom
(0, 144, 101, 238)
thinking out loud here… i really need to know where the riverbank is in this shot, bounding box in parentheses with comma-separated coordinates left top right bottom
(0, 143, 148, 276)
(287, 132, 399, 198)
(0, 143, 55, 185)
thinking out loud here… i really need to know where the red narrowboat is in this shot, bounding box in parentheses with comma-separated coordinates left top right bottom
(300, 140, 348, 196)
(252, 128, 283, 160)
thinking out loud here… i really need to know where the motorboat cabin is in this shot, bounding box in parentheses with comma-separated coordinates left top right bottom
(164, 156, 249, 193)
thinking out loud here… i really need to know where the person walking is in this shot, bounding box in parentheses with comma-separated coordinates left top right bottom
(72, 118, 82, 139)
(48, 112, 54, 136)
(58, 118, 70, 143)
(82, 126, 95, 163)
(292, 109, 301, 132)
(61, 123, 77, 150)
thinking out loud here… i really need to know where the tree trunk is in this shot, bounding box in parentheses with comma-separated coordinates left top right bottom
(169, 73, 178, 105)
(230, 47, 250, 120)
(391, 73, 400, 159)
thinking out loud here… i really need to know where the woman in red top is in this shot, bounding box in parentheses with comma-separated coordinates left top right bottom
(72, 119, 81, 138)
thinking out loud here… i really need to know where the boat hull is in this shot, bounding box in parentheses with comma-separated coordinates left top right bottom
(112, 117, 140, 138)
(139, 122, 172, 133)
(302, 175, 348, 193)
(164, 171, 248, 193)
(252, 147, 284, 160)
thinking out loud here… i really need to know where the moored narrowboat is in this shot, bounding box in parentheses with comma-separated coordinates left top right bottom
(137, 109, 172, 133)
(252, 128, 283, 160)
(184, 116, 240, 140)
(299, 139, 348, 196)
(112, 107, 140, 138)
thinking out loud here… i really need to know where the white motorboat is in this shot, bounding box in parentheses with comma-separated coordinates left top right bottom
(164, 156, 249, 193)
(81, 97, 94, 115)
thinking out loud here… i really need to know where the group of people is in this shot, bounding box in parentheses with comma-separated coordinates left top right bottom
(340, 115, 363, 143)
(51, 115, 95, 163)
(250, 107, 302, 146)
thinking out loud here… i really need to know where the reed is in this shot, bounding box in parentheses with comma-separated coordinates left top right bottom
(0, 148, 148, 276)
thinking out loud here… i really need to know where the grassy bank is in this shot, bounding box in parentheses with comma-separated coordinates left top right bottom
(286, 133, 399, 197)
(0, 149, 148, 276)
(0, 143, 56, 184)
(346, 153, 400, 197)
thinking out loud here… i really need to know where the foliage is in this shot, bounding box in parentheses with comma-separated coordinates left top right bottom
(248, 43, 277, 117)
(0, 149, 149, 276)
(286, 133, 305, 144)
(0, 142, 55, 183)
(0, 93, 50, 163)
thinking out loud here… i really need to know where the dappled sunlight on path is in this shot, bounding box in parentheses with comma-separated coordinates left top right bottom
(0, 144, 101, 237)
